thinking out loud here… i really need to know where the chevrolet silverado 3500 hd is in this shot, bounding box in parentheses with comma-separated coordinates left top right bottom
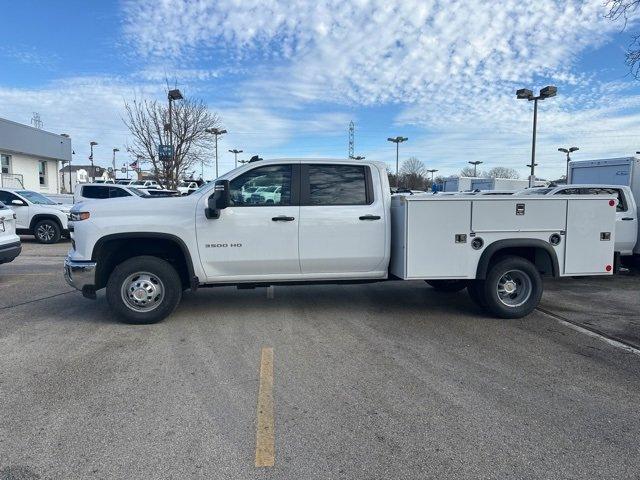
(64, 158, 617, 324)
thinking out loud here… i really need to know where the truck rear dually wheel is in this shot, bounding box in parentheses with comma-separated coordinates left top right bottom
(106, 256, 182, 324)
(481, 256, 542, 319)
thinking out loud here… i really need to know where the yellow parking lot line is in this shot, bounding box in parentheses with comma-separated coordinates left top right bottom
(255, 347, 275, 467)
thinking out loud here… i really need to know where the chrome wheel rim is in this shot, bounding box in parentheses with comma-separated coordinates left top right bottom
(36, 223, 55, 242)
(120, 272, 165, 312)
(496, 269, 532, 307)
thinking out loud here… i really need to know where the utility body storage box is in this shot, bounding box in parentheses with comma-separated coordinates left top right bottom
(389, 195, 617, 280)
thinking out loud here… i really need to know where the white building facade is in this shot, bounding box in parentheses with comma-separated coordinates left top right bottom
(0, 117, 72, 194)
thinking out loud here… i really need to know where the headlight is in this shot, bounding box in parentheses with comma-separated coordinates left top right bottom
(70, 211, 90, 221)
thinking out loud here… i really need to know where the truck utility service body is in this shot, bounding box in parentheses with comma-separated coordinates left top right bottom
(568, 157, 640, 255)
(64, 158, 617, 324)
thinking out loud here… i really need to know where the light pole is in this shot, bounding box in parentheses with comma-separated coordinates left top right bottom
(112, 148, 119, 179)
(167, 89, 183, 183)
(558, 146, 578, 182)
(517, 85, 558, 187)
(351, 155, 365, 160)
(229, 149, 243, 169)
(89, 141, 98, 182)
(468, 161, 482, 177)
(206, 127, 227, 178)
(387, 136, 408, 185)
(427, 168, 438, 183)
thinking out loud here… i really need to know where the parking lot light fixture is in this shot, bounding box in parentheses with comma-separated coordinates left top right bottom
(517, 85, 558, 187)
(558, 146, 579, 182)
(468, 161, 482, 177)
(427, 168, 438, 182)
(387, 136, 408, 184)
(112, 148, 120, 179)
(206, 128, 227, 178)
(229, 149, 243, 169)
(89, 141, 98, 182)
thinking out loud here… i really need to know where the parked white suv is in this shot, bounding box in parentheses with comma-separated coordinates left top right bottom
(0, 201, 21, 264)
(74, 183, 149, 203)
(0, 189, 70, 244)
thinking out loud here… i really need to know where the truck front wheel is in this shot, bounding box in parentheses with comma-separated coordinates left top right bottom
(106, 256, 182, 324)
(481, 256, 542, 319)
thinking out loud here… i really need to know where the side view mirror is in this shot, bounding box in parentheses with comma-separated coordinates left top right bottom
(11, 199, 26, 206)
(205, 179, 230, 219)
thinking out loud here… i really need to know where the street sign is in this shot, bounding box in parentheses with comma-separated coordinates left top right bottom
(159, 144, 173, 161)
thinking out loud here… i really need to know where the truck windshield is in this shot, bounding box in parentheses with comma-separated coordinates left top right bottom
(16, 190, 57, 205)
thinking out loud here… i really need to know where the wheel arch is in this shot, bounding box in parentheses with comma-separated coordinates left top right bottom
(29, 214, 64, 232)
(476, 238, 560, 279)
(92, 232, 198, 291)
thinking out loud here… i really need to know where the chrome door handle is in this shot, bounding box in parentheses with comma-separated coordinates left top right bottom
(272, 216, 295, 221)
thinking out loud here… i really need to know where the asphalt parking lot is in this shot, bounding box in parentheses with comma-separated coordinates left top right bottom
(1, 239, 639, 479)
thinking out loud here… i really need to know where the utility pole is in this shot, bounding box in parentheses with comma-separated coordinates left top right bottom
(348, 121, 355, 159)
(206, 127, 227, 178)
(229, 149, 243, 169)
(517, 85, 557, 187)
(89, 141, 98, 182)
(468, 161, 482, 177)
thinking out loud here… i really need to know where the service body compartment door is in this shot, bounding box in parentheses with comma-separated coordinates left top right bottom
(403, 200, 471, 278)
(472, 199, 566, 232)
(564, 198, 616, 275)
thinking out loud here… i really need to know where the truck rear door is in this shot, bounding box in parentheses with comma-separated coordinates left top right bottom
(298, 163, 386, 275)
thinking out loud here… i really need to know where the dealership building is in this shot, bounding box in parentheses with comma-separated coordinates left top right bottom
(0, 116, 72, 194)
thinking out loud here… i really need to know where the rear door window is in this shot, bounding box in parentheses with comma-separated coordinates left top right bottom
(305, 164, 371, 205)
(108, 187, 130, 198)
(82, 186, 109, 199)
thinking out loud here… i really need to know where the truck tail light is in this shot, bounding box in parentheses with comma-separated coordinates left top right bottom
(609, 199, 616, 207)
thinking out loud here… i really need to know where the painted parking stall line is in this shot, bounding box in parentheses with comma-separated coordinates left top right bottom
(255, 347, 275, 467)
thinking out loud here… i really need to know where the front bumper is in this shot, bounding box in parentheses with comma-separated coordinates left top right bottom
(64, 256, 97, 298)
(0, 241, 21, 265)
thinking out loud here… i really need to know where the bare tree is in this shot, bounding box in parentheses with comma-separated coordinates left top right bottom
(605, 0, 640, 77)
(400, 157, 427, 190)
(486, 167, 520, 179)
(123, 93, 220, 188)
(459, 166, 488, 177)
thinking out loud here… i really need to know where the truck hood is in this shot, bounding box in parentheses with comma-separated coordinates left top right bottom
(41, 203, 71, 214)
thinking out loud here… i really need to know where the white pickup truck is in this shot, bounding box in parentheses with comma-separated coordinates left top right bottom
(64, 158, 618, 324)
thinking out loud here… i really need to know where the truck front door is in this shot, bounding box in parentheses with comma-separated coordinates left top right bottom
(195, 163, 301, 280)
(298, 163, 386, 275)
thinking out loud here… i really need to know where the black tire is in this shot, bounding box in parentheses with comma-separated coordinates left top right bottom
(33, 219, 61, 244)
(106, 255, 182, 324)
(425, 279, 468, 292)
(467, 280, 487, 308)
(481, 256, 542, 319)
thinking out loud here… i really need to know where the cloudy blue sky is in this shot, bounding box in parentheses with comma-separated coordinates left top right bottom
(1, 0, 640, 179)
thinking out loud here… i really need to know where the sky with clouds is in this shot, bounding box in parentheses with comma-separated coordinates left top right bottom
(2, 0, 640, 180)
